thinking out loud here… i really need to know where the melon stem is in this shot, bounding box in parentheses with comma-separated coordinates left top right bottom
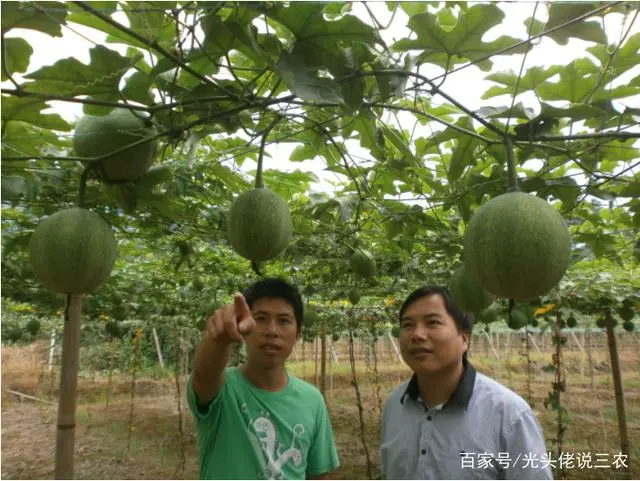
(255, 117, 280, 189)
(505, 136, 519, 192)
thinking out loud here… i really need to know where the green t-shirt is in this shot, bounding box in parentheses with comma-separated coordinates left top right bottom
(187, 367, 340, 480)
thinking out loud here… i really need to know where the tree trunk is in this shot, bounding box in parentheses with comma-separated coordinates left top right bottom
(54, 294, 83, 480)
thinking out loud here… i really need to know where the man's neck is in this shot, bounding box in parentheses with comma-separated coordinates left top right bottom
(417, 361, 464, 408)
(240, 362, 288, 392)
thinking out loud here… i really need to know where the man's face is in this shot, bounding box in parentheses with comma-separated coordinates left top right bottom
(398, 294, 469, 375)
(245, 297, 299, 368)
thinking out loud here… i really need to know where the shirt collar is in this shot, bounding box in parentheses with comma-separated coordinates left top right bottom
(400, 359, 476, 410)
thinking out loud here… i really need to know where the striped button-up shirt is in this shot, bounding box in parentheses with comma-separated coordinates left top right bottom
(381, 361, 553, 480)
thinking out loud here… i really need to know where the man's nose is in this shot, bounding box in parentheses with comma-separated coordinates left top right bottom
(264, 320, 279, 336)
(411, 324, 429, 342)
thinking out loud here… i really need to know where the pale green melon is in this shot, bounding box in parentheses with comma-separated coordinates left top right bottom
(227, 188, 293, 262)
(73, 108, 158, 182)
(449, 264, 495, 314)
(349, 248, 376, 279)
(463, 192, 571, 300)
(29, 207, 117, 294)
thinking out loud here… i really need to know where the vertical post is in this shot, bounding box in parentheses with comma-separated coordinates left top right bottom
(605, 321, 630, 474)
(152, 328, 164, 369)
(54, 294, 83, 480)
(320, 320, 327, 399)
(48, 329, 57, 372)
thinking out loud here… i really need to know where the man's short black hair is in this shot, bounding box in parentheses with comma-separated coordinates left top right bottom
(399, 285, 474, 360)
(243, 277, 304, 329)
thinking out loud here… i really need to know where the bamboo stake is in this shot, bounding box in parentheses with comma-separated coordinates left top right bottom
(152, 327, 164, 369)
(54, 293, 83, 480)
(605, 319, 630, 476)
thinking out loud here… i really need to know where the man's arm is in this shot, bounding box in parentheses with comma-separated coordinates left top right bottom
(191, 294, 255, 408)
(504, 408, 554, 480)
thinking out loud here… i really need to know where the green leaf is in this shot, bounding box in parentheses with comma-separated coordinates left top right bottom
(449, 135, 477, 183)
(1, 121, 65, 159)
(536, 58, 600, 103)
(476, 103, 537, 120)
(323, 2, 352, 19)
(619, 181, 640, 198)
(482, 66, 562, 99)
(2, 37, 33, 80)
(2, 2, 67, 36)
(24, 45, 136, 104)
(124, 1, 174, 46)
(290, 144, 317, 162)
(539, 102, 611, 121)
(1, 96, 71, 131)
(587, 33, 640, 81)
(525, 3, 607, 46)
(575, 232, 617, 259)
(380, 125, 418, 166)
(353, 109, 384, 160)
(122, 71, 155, 106)
(67, 3, 150, 50)
(275, 51, 344, 103)
(420, 116, 475, 150)
(268, 2, 377, 77)
(136, 165, 173, 192)
(521, 177, 581, 205)
(392, 4, 528, 71)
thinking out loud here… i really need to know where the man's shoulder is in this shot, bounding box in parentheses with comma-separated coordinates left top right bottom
(383, 377, 412, 409)
(288, 374, 326, 402)
(473, 371, 532, 411)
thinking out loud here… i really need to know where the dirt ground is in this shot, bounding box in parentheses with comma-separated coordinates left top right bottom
(2, 338, 639, 480)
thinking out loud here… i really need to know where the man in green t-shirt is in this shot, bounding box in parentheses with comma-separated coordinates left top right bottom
(188, 277, 340, 480)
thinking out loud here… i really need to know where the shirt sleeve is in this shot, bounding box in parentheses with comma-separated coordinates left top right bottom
(306, 396, 341, 476)
(186, 372, 225, 425)
(504, 408, 554, 480)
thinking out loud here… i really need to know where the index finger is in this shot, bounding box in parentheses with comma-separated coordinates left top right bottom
(233, 293, 251, 321)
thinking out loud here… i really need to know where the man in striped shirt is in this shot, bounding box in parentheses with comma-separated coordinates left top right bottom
(381, 286, 553, 480)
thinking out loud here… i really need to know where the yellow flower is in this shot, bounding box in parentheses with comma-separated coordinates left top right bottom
(533, 304, 555, 317)
(384, 297, 395, 308)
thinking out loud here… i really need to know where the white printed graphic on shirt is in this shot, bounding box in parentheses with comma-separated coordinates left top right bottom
(241, 403, 304, 480)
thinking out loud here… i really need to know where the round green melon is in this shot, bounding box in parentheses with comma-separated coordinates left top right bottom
(73, 108, 158, 182)
(349, 248, 376, 279)
(29, 208, 117, 294)
(348, 288, 361, 306)
(507, 308, 528, 330)
(566, 315, 577, 328)
(105, 320, 124, 339)
(26, 319, 41, 336)
(391, 325, 401, 338)
(449, 264, 495, 314)
(623, 320, 635, 332)
(227, 188, 293, 262)
(304, 305, 321, 326)
(463, 192, 571, 300)
(476, 302, 502, 324)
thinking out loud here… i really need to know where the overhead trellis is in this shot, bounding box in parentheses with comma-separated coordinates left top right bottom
(1, 1, 639, 267)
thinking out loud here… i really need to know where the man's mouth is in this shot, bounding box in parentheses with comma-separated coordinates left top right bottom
(409, 347, 434, 356)
(260, 343, 282, 352)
